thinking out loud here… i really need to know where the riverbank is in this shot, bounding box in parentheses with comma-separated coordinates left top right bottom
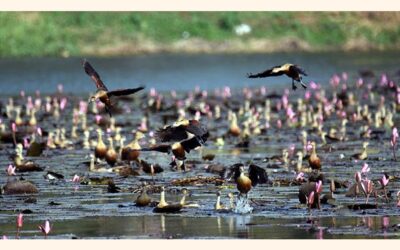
(1, 12, 400, 57)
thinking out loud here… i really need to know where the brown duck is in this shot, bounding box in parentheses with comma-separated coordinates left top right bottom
(121, 132, 144, 162)
(105, 137, 118, 166)
(135, 187, 151, 207)
(82, 59, 145, 117)
(308, 141, 321, 171)
(228, 163, 268, 197)
(94, 129, 107, 161)
(248, 63, 308, 90)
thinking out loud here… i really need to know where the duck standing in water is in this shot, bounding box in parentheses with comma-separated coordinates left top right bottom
(94, 129, 107, 162)
(153, 186, 183, 213)
(135, 186, 151, 207)
(121, 131, 144, 163)
(13, 144, 43, 172)
(82, 59, 145, 117)
(228, 163, 268, 198)
(308, 141, 321, 171)
(247, 63, 308, 90)
(105, 137, 117, 166)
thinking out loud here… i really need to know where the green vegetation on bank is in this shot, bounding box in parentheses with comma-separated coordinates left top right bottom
(1, 12, 400, 57)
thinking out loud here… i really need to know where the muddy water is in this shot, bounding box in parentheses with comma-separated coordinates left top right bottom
(1, 60, 400, 239)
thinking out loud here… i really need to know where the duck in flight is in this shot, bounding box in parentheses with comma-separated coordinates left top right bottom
(155, 119, 209, 144)
(247, 63, 308, 90)
(82, 59, 145, 117)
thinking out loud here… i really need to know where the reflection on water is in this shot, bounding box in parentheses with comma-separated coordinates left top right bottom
(0, 51, 400, 95)
(1, 214, 399, 239)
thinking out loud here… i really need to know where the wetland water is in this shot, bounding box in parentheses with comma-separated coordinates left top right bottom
(0, 51, 400, 239)
(0, 51, 399, 94)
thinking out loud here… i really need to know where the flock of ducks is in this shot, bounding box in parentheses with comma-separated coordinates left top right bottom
(1, 60, 399, 221)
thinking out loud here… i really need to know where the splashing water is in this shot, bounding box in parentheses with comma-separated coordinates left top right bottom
(233, 195, 253, 214)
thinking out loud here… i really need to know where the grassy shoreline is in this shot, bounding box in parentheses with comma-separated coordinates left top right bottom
(1, 12, 400, 57)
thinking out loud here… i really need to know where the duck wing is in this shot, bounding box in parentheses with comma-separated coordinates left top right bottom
(249, 164, 268, 186)
(155, 125, 189, 142)
(140, 144, 171, 154)
(247, 65, 285, 78)
(186, 122, 209, 138)
(107, 86, 145, 97)
(82, 59, 108, 91)
(180, 136, 202, 153)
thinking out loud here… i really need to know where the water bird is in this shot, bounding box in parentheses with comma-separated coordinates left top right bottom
(153, 186, 183, 213)
(111, 164, 140, 177)
(137, 159, 164, 174)
(228, 113, 241, 137)
(82, 59, 145, 117)
(140, 132, 209, 161)
(202, 153, 215, 161)
(121, 131, 144, 162)
(308, 141, 321, 170)
(94, 129, 107, 161)
(228, 163, 268, 197)
(44, 171, 64, 181)
(155, 119, 208, 143)
(88, 154, 112, 173)
(248, 63, 308, 90)
(26, 128, 46, 157)
(179, 188, 199, 208)
(135, 187, 151, 207)
(351, 142, 369, 160)
(105, 137, 118, 166)
(13, 144, 43, 172)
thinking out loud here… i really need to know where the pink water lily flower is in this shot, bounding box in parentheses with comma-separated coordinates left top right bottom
(361, 163, 370, 174)
(37, 127, 42, 137)
(382, 217, 390, 229)
(307, 191, 315, 206)
(315, 180, 323, 194)
(380, 175, 389, 188)
(60, 97, 67, 111)
(361, 179, 373, 195)
(72, 174, 80, 183)
(16, 213, 23, 239)
(38, 220, 51, 238)
(354, 172, 362, 183)
(16, 213, 23, 229)
(296, 172, 304, 181)
(6, 164, 16, 176)
(305, 141, 313, 152)
(11, 122, 17, 133)
(95, 115, 102, 124)
(276, 119, 282, 129)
